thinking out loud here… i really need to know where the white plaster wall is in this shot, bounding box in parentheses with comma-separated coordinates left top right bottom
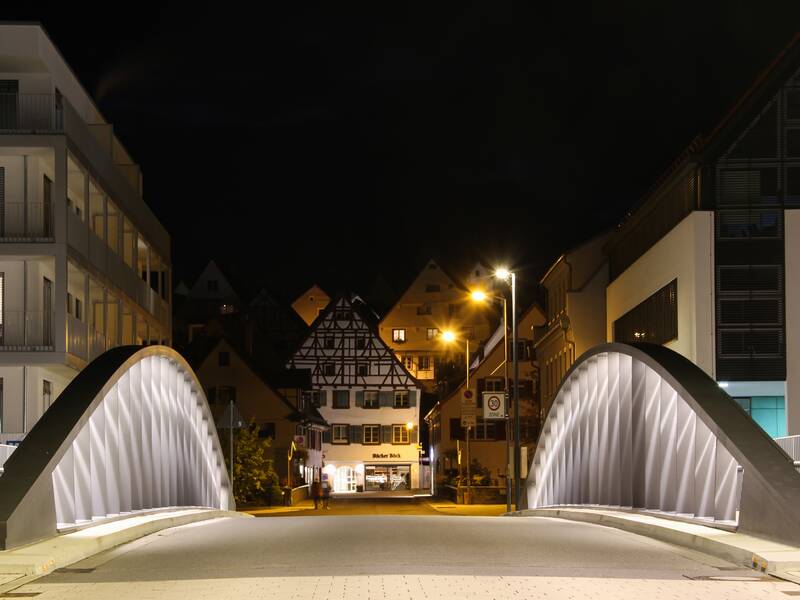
(606, 211, 715, 376)
(0, 365, 24, 435)
(567, 262, 609, 357)
(786, 210, 800, 435)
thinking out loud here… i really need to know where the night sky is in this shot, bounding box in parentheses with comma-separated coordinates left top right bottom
(6, 2, 800, 303)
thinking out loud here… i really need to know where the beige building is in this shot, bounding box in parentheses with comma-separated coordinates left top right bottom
(0, 23, 171, 442)
(534, 232, 611, 417)
(191, 337, 327, 486)
(426, 303, 544, 495)
(291, 284, 330, 326)
(379, 260, 493, 389)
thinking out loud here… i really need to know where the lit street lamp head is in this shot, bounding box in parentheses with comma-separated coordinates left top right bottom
(406, 422, 414, 430)
(441, 330, 456, 343)
(494, 267, 511, 281)
(470, 290, 487, 302)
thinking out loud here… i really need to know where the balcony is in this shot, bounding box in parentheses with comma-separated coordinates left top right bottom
(0, 310, 55, 350)
(0, 94, 64, 133)
(0, 202, 53, 242)
(67, 314, 87, 360)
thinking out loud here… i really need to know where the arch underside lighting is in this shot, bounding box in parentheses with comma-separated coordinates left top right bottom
(0, 346, 233, 549)
(526, 344, 800, 543)
(53, 355, 229, 527)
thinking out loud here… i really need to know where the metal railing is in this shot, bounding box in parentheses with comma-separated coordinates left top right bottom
(775, 435, 800, 473)
(0, 311, 55, 349)
(0, 203, 53, 240)
(0, 93, 64, 133)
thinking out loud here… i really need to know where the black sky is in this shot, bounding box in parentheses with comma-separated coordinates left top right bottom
(6, 2, 800, 301)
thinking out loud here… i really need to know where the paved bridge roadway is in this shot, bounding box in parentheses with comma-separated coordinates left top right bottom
(9, 503, 800, 599)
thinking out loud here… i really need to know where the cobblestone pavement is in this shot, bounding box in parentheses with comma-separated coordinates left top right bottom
(12, 515, 800, 599)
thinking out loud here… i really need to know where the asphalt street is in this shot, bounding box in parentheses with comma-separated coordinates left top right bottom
(12, 511, 800, 599)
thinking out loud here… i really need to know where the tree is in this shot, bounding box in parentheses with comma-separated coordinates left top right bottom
(223, 422, 281, 505)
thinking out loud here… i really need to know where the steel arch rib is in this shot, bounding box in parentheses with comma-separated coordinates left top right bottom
(0, 346, 234, 550)
(526, 342, 800, 545)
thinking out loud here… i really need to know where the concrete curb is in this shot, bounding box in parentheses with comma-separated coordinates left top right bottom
(513, 507, 800, 583)
(0, 508, 250, 593)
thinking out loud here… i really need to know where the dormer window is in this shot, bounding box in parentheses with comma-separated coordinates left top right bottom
(207, 279, 218, 291)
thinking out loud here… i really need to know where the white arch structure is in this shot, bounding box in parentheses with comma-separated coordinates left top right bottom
(526, 343, 800, 544)
(0, 346, 233, 549)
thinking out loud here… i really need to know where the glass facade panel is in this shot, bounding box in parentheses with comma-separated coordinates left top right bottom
(733, 396, 786, 438)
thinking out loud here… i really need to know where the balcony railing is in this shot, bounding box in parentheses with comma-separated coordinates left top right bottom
(0, 202, 53, 241)
(0, 311, 55, 350)
(89, 327, 106, 361)
(0, 94, 64, 133)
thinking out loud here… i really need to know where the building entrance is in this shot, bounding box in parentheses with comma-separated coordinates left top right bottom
(334, 466, 357, 492)
(364, 464, 410, 491)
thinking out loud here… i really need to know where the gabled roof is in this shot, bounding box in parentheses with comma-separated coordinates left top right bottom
(187, 334, 327, 427)
(187, 260, 239, 302)
(292, 283, 331, 306)
(615, 33, 800, 230)
(379, 258, 469, 326)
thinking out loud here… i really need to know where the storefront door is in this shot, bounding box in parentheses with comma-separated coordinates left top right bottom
(334, 466, 357, 492)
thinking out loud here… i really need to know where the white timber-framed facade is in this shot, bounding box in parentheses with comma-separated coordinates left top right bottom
(0, 23, 171, 443)
(288, 294, 422, 492)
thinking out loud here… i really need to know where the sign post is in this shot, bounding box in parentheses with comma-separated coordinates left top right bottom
(461, 389, 476, 504)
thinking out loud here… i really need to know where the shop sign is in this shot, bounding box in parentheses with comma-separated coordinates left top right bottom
(372, 453, 401, 459)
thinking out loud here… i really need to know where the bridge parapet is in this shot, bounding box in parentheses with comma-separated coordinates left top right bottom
(526, 343, 800, 544)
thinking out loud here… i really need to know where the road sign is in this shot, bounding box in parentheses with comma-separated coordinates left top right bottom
(461, 389, 477, 427)
(483, 391, 506, 419)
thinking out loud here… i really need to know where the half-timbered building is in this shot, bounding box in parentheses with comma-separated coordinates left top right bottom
(288, 294, 423, 492)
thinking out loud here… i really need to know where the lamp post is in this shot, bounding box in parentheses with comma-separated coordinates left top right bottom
(469, 289, 511, 513)
(442, 330, 471, 503)
(495, 268, 520, 510)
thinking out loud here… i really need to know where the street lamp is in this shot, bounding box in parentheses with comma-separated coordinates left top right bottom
(469, 288, 511, 513)
(441, 329, 472, 503)
(495, 267, 520, 511)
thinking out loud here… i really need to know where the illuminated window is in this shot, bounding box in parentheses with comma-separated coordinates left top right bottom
(419, 356, 431, 370)
(392, 329, 406, 343)
(392, 424, 410, 444)
(426, 328, 439, 340)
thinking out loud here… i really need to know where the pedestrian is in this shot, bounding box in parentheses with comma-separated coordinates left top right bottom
(311, 478, 321, 510)
(321, 477, 332, 510)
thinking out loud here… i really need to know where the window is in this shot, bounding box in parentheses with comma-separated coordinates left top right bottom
(416, 304, 432, 315)
(613, 279, 678, 345)
(470, 418, 495, 441)
(218, 351, 230, 367)
(392, 329, 406, 343)
(334, 310, 352, 321)
(425, 284, 441, 293)
(307, 390, 321, 407)
(333, 390, 349, 409)
(357, 364, 368, 376)
(332, 424, 349, 444)
(404, 356, 414, 370)
(485, 377, 504, 392)
(394, 390, 409, 408)
(43, 380, 52, 412)
(67, 292, 73, 315)
(207, 279, 218, 292)
(218, 386, 236, 404)
(363, 424, 380, 444)
(324, 337, 335, 349)
(363, 390, 379, 409)
(419, 355, 431, 371)
(75, 298, 82, 321)
(356, 337, 366, 349)
(258, 423, 276, 439)
(426, 328, 439, 340)
(219, 304, 235, 315)
(392, 424, 410, 444)
(448, 303, 461, 316)
(323, 363, 335, 376)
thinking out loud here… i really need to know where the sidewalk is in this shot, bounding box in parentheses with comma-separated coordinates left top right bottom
(0, 508, 249, 594)
(517, 507, 800, 584)
(426, 501, 509, 516)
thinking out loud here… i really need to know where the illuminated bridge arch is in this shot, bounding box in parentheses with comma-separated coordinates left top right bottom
(527, 343, 800, 544)
(0, 346, 233, 549)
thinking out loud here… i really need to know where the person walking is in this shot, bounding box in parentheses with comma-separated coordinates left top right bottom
(321, 477, 332, 510)
(311, 479, 321, 510)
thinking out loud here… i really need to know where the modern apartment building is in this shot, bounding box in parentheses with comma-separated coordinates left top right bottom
(379, 259, 493, 390)
(0, 23, 171, 441)
(605, 35, 800, 437)
(288, 294, 422, 492)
